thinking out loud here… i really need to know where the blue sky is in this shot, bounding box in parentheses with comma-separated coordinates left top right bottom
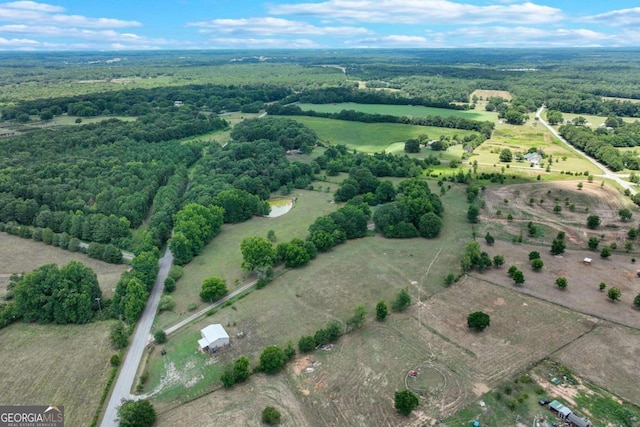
(1, 0, 640, 50)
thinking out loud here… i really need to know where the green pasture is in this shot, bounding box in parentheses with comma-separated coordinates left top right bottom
(470, 122, 602, 176)
(147, 182, 475, 406)
(553, 112, 639, 127)
(288, 115, 480, 154)
(297, 102, 499, 122)
(154, 186, 342, 331)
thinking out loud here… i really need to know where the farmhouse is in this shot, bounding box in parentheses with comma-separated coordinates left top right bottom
(198, 324, 230, 352)
(523, 152, 542, 165)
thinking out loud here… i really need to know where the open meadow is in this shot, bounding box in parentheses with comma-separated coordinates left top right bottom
(297, 103, 498, 122)
(288, 116, 481, 154)
(0, 322, 115, 427)
(0, 233, 128, 298)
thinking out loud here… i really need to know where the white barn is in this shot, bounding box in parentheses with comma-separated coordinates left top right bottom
(198, 324, 230, 352)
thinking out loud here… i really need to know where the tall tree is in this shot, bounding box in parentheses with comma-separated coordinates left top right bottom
(241, 236, 276, 274)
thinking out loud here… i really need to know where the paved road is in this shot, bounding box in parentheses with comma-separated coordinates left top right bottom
(536, 106, 637, 195)
(100, 248, 173, 427)
(164, 278, 258, 336)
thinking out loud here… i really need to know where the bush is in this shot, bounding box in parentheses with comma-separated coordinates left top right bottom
(394, 390, 419, 416)
(110, 354, 121, 367)
(158, 295, 175, 312)
(556, 276, 568, 289)
(298, 335, 316, 353)
(163, 277, 176, 293)
(528, 251, 540, 260)
(391, 288, 411, 312)
(110, 322, 130, 349)
(154, 330, 167, 344)
(531, 258, 544, 271)
(262, 406, 281, 425)
(375, 300, 388, 320)
(444, 273, 456, 286)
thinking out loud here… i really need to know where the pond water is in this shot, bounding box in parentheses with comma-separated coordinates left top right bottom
(267, 198, 294, 218)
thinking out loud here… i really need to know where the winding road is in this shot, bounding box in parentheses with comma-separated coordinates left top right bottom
(536, 106, 636, 195)
(100, 248, 173, 427)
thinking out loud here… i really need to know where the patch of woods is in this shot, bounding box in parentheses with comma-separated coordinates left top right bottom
(1, 83, 291, 120)
(559, 120, 640, 172)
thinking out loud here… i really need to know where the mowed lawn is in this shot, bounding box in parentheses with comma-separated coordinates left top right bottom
(297, 102, 499, 122)
(287, 115, 480, 154)
(0, 322, 114, 427)
(0, 233, 128, 299)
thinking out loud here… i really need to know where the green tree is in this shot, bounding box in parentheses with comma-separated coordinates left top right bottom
(512, 269, 525, 284)
(154, 330, 167, 344)
(528, 251, 540, 260)
(467, 204, 479, 223)
(599, 282, 607, 291)
(556, 276, 568, 289)
(110, 321, 130, 349)
(493, 255, 505, 268)
(634, 293, 640, 309)
(158, 295, 175, 312)
(608, 287, 621, 301)
(619, 208, 633, 221)
(200, 277, 228, 302)
(375, 300, 388, 320)
(588, 236, 600, 250)
(163, 277, 176, 293)
(259, 345, 287, 375)
(220, 363, 236, 388)
(551, 234, 566, 255)
(395, 390, 419, 416)
(241, 236, 276, 274)
(375, 180, 396, 204)
(284, 341, 296, 361)
(347, 304, 367, 330)
(122, 279, 148, 324)
(485, 232, 495, 246)
(262, 406, 281, 425)
(404, 139, 420, 153)
(233, 356, 251, 382)
(419, 212, 442, 238)
(546, 109, 564, 125)
(628, 228, 638, 240)
(553, 205, 562, 214)
(531, 258, 544, 271)
(392, 288, 411, 312)
(499, 148, 513, 162)
(467, 311, 491, 331)
(117, 399, 156, 427)
(298, 335, 316, 353)
(587, 215, 601, 229)
(600, 246, 612, 258)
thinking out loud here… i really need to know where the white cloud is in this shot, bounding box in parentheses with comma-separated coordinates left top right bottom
(347, 34, 439, 48)
(434, 26, 617, 47)
(188, 17, 370, 37)
(3, 1, 63, 12)
(582, 7, 640, 27)
(268, 0, 563, 25)
(208, 37, 320, 48)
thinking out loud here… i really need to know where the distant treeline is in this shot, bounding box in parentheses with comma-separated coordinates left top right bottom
(266, 103, 494, 139)
(279, 87, 471, 110)
(1, 84, 292, 120)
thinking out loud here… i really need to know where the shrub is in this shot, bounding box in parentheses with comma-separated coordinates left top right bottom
(262, 406, 281, 425)
(391, 288, 411, 312)
(154, 330, 167, 344)
(158, 295, 175, 312)
(110, 354, 121, 367)
(531, 258, 544, 271)
(394, 390, 419, 416)
(556, 276, 568, 289)
(528, 251, 540, 260)
(163, 277, 176, 293)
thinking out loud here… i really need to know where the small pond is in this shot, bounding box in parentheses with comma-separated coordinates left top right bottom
(267, 198, 294, 218)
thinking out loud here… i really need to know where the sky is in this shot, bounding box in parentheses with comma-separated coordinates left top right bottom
(1, 0, 640, 50)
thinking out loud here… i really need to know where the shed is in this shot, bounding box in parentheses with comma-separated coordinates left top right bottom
(583, 257, 592, 265)
(549, 400, 572, 419)
(567, 413, 591, 427)
(198, 324, 230, 351)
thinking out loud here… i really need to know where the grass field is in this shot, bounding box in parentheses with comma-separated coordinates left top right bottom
(470, 120, 602, 177)
(0, 233, 128, 298)
(470, 89, 513, 102)
(287, 115, 480, 154)
(297, 102, 499, 122)
(153, 186, 342, 331)
(0, 322, 114, 427)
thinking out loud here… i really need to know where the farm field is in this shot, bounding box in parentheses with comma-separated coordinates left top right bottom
(553, 112, 639, 127)
(287, 115, 480, 154)
(151, 272, 593, 426)
(153, 186, 343, 331)
(297, 102, 499, 122)
(471, 120, 602, 176)
(0, 233, 128, 298)
(0, 322, 114, 427)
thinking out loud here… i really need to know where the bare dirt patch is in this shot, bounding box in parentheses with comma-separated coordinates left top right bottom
(471, 89, 513, 101)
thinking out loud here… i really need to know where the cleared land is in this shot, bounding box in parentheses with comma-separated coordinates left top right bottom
(470, 89, 513, 101)
(471, 120, 602, 177)
(0, 233, 128, 298)
(288, 116, 480, 154)
(0, 322, 114, 427)
(297, 102, 498, 122)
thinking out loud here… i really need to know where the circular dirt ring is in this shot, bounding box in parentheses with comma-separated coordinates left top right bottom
(406, 365, 446, 396)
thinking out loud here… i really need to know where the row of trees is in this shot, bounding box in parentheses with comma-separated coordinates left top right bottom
(169, 204, 224, 265)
